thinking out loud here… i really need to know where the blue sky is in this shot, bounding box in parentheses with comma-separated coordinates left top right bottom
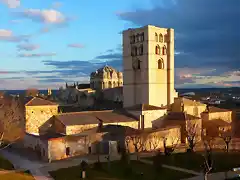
(0, 0, 239, 89)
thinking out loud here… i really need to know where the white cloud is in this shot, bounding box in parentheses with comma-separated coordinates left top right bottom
(0, 29, 29, 42)
(18, 52, 56, 57)
(17, 43, 40, 51)
(0, 0, 20, 8)
(19, 8, 67, 24)
(68, 43, 84, 48)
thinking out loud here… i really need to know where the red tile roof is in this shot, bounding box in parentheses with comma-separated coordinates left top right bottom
(25, 97, 58, 106)
(55, 109, 138, 126)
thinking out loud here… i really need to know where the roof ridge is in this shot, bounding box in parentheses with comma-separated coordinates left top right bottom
(57, 110, 114, 116)
(25, 96, 36, 106)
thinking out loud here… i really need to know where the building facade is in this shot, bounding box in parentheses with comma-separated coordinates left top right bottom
(90, 65, 123, 91)
(123, 25, 178, 108)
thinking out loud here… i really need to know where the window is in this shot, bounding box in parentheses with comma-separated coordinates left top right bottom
(137, 59, 141, 69)
(130, 35, 135, 44)
(135, 46, 138, 56)
(159, 33, 163, 43)
(162, 45, 167, 55)
(136, 34, 139, 42)
(155, 33, 158, 42)
(158, 59, 164, 69)
(141, 32, 144, 41)
(66, 147, 70, 156)
(139, 44, 143, 55)
(155, 45, 160, 55)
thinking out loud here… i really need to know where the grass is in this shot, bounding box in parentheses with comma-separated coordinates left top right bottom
(0, 171, 34, 180)
(0, 155, 14, 170)
(49, 160, 194, 180)
(145, 152, 240, 173)
(0, 155, 34, 180)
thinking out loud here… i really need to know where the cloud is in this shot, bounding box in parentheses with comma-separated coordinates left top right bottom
(17, 43, 40, 51)
(117, 0, 240, 71)
(0, 29, 29, 42)
(18, 52, 56, 57)
(17, 8, 67, 24)
(0, 0, 20, 8)
(68, 43, 84, 48)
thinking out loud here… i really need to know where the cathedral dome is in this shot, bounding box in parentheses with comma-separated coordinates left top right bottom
(97, 65, 117, 73)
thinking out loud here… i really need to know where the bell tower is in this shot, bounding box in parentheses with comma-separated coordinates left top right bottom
(122, 25, 177, 108)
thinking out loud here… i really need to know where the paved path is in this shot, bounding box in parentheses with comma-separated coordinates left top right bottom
(0, 150, 53, 180)
(139, 159, 201, 176)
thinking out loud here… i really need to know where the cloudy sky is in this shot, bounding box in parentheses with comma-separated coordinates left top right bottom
(0, 0, 239, 90)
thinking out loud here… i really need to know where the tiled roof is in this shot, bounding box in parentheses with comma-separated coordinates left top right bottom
(125, 104, 167, 111)
(25, 97, 58, 106)
(202, 119, 231, 128)
(55, 109, 138, 126)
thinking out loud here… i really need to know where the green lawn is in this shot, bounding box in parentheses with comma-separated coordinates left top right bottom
(145, 152, 240, 173)
(49, 160, 194, 180)
(0, 155, 14, 170)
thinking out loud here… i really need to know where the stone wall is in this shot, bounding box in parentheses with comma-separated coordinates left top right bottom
(23, 134, 48, 161)
(65, 124, 98, 135)
(126, 127, 181, 153)
(208, 111, 232, 123)
(25, 105, 58, 135)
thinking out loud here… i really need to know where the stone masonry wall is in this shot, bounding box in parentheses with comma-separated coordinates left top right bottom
(25, 105, 58, 135)
(66, 124, 98, 135)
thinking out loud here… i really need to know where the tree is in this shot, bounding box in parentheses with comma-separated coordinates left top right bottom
(25, 88, 39, 97)
(0, 97, 24, 150)
(163, 136, 179, 156)
(125, 131, 147, 160)
(148, 132, 162, 151)
(186, 119, 199, 152)
(202, 132, 214, 180)
(219, 127, 232, 153)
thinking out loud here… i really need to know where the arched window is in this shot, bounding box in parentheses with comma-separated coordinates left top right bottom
(155, 45, 160, 55)
(136, 34, 139, 42)
(159, 33, 163, 43)
(141, 32, 144, 41)
(158, 59, 164, 69)
(131, 35, 135, 44)
(155, 33, 158, 42)
(137, 59, 141, 69)
(135, 46, 138, 56)
(139, 44, 143, 55)
(162, 45, 167, 55)
(108, 81, 112, 88)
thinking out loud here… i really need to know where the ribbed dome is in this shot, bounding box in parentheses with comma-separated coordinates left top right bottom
(97, 65, 117, 73)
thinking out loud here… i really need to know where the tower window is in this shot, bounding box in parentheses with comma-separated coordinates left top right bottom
(131, 46, 137, 56)
(158, 59, 164, 69)
(155, 45, 160, 55)
(141, 32, 144, 41)
(130, 35, 135, 44)
(66, 147, 70, 156)
(135, 46, 138, 56)
(139, 44, 143, 55)
(162, 45, 167, 55)
(155, 33, 158, 42)
(159, 33, 163, 43)
(137, 59, 141, 69)
(136, 34, 139, 42)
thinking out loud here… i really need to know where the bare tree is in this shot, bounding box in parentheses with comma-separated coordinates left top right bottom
(148, 133, 162, 151)
(163, 136, 180, 156)
(201, 132, 214, 180)
(219, 127, 232, 153)
(186, 119, 200, 152)
(0, 97, 23, 150)
(125, 132, 147, 160)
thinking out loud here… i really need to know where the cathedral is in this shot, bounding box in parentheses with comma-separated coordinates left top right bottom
(20, 25, 233, 161)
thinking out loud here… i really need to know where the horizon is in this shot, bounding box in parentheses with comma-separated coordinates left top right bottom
(0, 0, 239, 89)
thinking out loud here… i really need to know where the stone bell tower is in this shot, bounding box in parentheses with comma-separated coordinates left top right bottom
(122, 25, 178, 108)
